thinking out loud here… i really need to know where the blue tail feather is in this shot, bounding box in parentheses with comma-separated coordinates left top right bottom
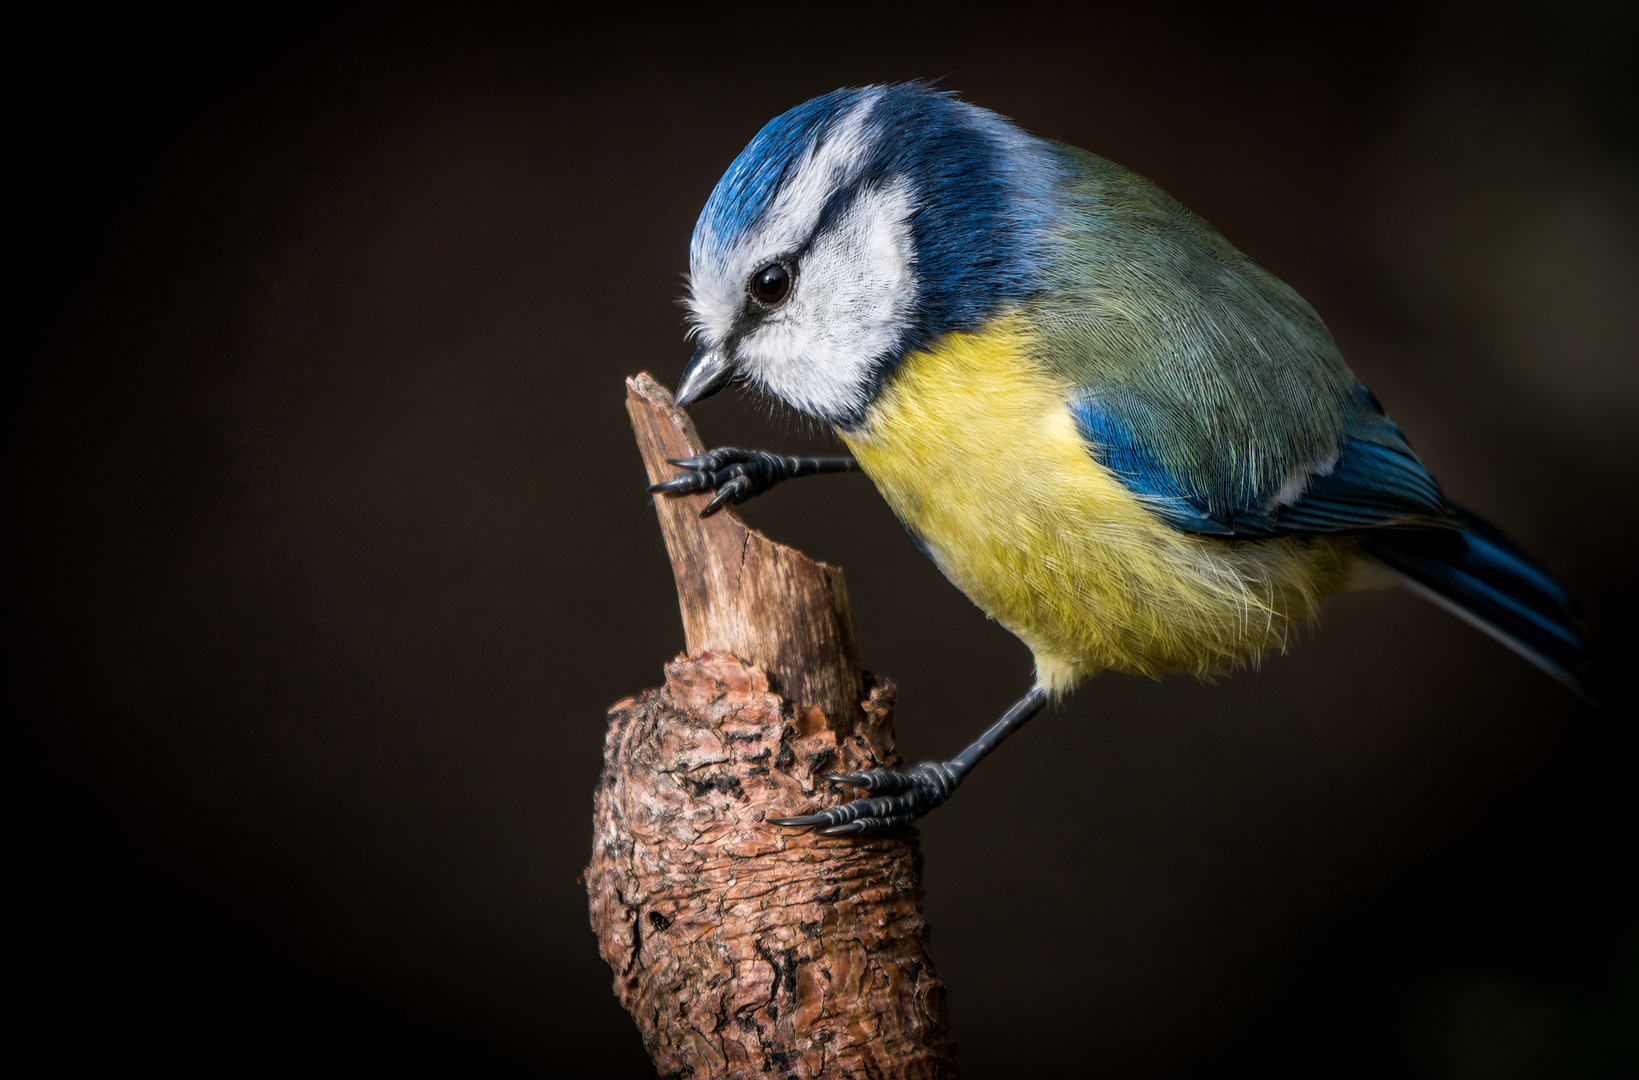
(1359, 508, 1594, 699)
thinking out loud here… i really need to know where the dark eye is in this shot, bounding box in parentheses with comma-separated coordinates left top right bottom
(749, 262, 791, 305)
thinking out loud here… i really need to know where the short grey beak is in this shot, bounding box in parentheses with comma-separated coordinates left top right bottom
(674, 345, 736, 407)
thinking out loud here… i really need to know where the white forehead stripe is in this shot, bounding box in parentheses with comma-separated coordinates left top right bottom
(687, 89, 886, 336)
(746, 90, 883, 261)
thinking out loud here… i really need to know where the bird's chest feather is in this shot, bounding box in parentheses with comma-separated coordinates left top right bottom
(839, 315, 1143, 580)
(838, 314, 1352, 688)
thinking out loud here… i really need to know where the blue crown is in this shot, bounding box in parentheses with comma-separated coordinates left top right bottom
(693, 83, 1065, 359)
(692, 87, 873, 262)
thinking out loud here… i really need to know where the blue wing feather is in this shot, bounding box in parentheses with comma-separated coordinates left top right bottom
(1066, 391, 1239, 534)
(1069, 384, 1449, 537)
(1069, 383, 1593, 693)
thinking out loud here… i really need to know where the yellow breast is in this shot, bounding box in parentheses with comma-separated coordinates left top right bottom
(839, 314, 1354, 691)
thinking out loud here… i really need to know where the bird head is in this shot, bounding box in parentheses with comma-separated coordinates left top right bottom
(678, 83, 1063, 427)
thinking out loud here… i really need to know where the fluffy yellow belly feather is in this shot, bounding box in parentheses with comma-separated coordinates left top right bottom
(839, 316, 1356, 692)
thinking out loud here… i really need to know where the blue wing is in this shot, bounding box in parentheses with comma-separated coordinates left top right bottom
(1069, 385, 1593, 694)
(1068, 384, 1449, 537)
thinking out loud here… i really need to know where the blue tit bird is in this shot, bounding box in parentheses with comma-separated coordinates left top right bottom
(650, 83, 1592, 835)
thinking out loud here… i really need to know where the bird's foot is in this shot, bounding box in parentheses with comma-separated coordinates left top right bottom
(647, 447, 857, 516)
(647, 448, 790, 515)
(770, 761, 963, 835)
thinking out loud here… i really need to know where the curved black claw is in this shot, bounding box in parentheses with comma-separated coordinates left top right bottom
(647, 448, 761, 516)
(648, 447, 859, 517)
(770, 761, 963, 835)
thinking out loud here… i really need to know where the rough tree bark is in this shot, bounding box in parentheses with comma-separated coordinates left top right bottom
(585, 374, 956, 1079)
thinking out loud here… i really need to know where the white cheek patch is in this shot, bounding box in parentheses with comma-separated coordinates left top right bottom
(737, 177, 919, 420)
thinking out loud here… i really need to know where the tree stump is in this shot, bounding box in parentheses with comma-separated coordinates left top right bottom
(585, 375, 955, 1079)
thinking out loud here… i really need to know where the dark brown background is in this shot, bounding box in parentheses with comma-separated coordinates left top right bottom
(10, 2, 1636, 1076)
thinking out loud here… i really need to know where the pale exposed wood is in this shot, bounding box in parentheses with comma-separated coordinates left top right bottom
(624, 373, 864, 733)
(585, 374, 955, 1079)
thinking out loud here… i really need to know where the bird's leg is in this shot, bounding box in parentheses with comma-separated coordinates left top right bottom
(772, 686, 1050, 835)
(648, 447, 861, 516)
